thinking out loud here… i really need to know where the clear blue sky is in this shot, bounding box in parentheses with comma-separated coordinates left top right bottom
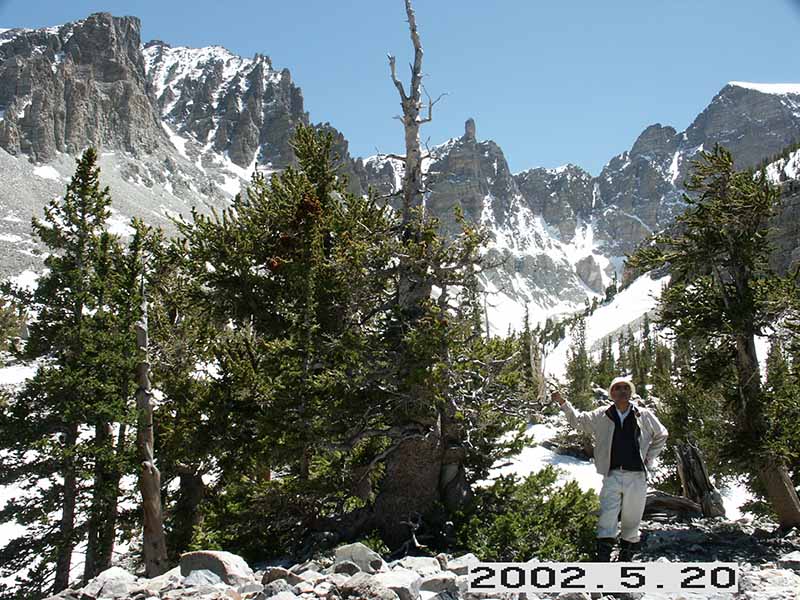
(2, 0, 800, 175)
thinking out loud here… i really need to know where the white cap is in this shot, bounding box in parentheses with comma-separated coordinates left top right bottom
(608, 376, 636, 399)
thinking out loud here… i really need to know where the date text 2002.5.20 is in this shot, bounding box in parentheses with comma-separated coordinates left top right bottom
(468, 562, 738, 594)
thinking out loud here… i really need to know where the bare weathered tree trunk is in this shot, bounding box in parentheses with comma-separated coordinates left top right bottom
(674, 441, 725, 517)
(136, 282, 169, 577)
(53, 422, 79, 593)
(371, 0, 450, 550)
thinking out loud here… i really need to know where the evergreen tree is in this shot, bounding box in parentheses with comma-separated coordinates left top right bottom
(629, 143, 800, 527)
(616, 332, 629, 375)
(593, 337, 616, 391)
(0, 149, 116, 596)
(565, 317, 592, 410)
(0, 149, 153, 595)
(0, 297, 24, 354)
(169, 125, 526, 555)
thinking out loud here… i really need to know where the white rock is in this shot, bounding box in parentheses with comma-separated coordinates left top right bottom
(777, 550, 800, 571)
(392, 556, 442, 577)
(184, 568, 223, 586)
(82, 566, 137, 598)
(335, 542, 389, 574)
(299, 569, 326, 584)
(142, 566, 183, 593)
(270, 592, 301, 600)
(180, 550, 255, 587)
(373, 567, 423, 600)
(447, 552, 479, 576)
(420, 571, 457, 593)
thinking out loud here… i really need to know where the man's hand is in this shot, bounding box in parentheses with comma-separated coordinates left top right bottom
(551, 390, 565, 406)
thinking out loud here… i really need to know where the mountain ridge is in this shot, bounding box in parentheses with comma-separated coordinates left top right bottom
(1, 12, 799, 335)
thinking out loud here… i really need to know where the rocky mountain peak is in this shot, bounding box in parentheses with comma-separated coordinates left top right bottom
(143, 40, 307, 169)
(463, 117, 476, 141)
(630, 123, 679, 158)
(685, 82, 800, 168)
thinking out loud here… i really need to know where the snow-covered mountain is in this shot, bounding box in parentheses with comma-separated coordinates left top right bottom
(1, 12, 800, 339)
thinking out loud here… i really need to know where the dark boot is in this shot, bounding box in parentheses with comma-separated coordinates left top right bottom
(595, 537, 616, 562)
(618, 539, 640, 562)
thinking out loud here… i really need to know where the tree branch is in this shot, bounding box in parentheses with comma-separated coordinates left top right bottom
(387, 54, 407, 101)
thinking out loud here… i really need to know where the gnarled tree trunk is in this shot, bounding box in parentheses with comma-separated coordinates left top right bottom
(674, 441, 725, 518)
(370, 0, 458, 552)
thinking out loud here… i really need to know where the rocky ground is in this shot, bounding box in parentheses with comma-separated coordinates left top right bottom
(44, 523, 800, 600)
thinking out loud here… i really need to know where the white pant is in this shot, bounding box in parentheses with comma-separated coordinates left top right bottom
(597, 469, 647, 542)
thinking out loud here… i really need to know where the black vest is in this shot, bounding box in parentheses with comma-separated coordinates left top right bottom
(607, 405, 644, 471)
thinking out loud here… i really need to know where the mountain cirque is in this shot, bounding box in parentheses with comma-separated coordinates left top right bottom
(1, 13, 799, 332)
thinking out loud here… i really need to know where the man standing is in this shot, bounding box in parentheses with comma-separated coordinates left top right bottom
(552, 376, 668, 562)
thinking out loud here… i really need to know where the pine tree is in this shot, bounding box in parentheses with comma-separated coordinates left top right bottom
(168, 124, 521, 554)
(617, 332, 629, 375)
(0, 149, 115, 596)
(593, 337, 616, 391)
(565, 317, 592, 409)
(629, 143, 800, 527)
(0, 149, 155, 595)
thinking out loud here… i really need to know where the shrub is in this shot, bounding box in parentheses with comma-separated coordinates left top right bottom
(454, 466, 598, 562)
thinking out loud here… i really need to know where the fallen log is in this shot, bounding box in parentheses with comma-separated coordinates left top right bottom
(644, 490, 702, 518)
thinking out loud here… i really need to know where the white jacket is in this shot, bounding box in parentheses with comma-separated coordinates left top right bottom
(560, 400, 668, 478)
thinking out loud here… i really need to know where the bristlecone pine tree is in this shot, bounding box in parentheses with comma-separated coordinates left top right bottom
(629, 143, 800, 527)
(170, 124, 528, 555)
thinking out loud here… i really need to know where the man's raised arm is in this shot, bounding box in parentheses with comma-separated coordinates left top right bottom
(552, 390, 596, 434)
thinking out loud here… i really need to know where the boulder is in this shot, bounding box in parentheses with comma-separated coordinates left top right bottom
(331, 560, 361, 576)
(268, 592, 300, 600)
(180, 550, 255, 588)
(141, 566, 183, 594)
(184, 569, 223, 586)
(81, 566, 137, 598)
(262, 578, 297, 597)
(290, 559, 324, 575)
(299, 569, 326, 584)
(334, 542, 388, 574)
(434, 554, 448, 571)
(419, 571, 457, 594)
(446, 553, 479, 576)
(340, 572, 400, 600)
(262, 566, 305, 585)
(777, 550, 800, 571)
(390, 556, 441, 577)
(372, 567, 422, 600)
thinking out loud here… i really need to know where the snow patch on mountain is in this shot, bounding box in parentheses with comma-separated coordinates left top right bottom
(143, 44, 261, 115)
(32, 164, 61, 181)
(766, 147, 800, 183)
(729, 81, 800, 96)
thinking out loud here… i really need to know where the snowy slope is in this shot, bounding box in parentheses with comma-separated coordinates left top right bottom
(545, 273, 670, 380)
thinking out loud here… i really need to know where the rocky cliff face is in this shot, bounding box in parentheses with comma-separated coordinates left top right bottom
(0, 14, 165, 160)
(767, 148, 800, 274)
(515, 164, 594, 240)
